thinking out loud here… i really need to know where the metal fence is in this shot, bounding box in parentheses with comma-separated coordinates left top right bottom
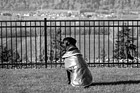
(0, 18, 140, 68)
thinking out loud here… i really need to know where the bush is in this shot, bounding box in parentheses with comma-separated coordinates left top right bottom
(113, 25, 137, 60)
(0, 46, 21, 63)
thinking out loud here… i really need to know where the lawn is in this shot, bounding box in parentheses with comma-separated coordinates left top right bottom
(0, 67, 140, 93)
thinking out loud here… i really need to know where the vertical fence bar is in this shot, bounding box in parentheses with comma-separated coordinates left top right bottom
(30, 21, 33, 68)
(137, 21, 139, 67)
(15, 22, 18, 68)
(128, 21, 130, 67)
(6, 22, 8, 68)
(79, 21, 81, 51)
(122, 21, 125, 68)
(25, 21, 27, 68)
(50, 21, 52, 68)
(35, 21, 37, 68)
(103, 21, 105, 67)
(70, 21, 71, 37)
(132, 21, 134, 68)
(59, 21, 61, 67)
(20, 21, 23, 68)
(0, 22, 3, 68)
(39, 21, 42, 67)
(10, 21, 13, 68)
(84, 21, 86, 60)
(98, 21, 100, 66)
(44, 18, 47, 68)
(74, 21, 76, 39)
(117, 20, 120, 67)
(65, 21, 66, 37)
(54, 21, 57, 67)
(93, 21, 95, 67)
(113, 21, 115, 67)
(89, 21, 90, 66)
(108, 21, 110, 67)
(126, 21, 129, 67)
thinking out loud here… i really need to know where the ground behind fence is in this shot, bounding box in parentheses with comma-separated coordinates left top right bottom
(0, 19, 140, 68)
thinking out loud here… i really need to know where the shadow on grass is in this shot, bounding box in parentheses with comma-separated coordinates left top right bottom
(85, 80, 140, 88)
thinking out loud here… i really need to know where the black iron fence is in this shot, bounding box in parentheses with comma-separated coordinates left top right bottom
(0, 18, 140, 68)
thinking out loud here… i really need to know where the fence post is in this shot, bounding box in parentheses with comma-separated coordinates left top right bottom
(44, 18, 47, 68)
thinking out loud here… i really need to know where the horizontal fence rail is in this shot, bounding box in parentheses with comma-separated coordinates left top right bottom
(0, 18, 140, 68)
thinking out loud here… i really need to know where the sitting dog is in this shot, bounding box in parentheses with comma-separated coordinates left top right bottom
(62, 37, 93, 87)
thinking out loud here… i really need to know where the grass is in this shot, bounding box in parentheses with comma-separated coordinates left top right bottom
(0, 67, 140, 93)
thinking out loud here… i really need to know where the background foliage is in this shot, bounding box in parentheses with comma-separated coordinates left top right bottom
(0, 0, 140, 11)
(113, 26, 137, 60)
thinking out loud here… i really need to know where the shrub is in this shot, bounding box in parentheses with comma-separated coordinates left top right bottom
(0, 46, 21, 63)
(113, 25, 137, 60)
(47, 28, 65, 62)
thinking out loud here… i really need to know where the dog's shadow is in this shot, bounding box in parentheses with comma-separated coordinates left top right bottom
(85, 80, 140, 88)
